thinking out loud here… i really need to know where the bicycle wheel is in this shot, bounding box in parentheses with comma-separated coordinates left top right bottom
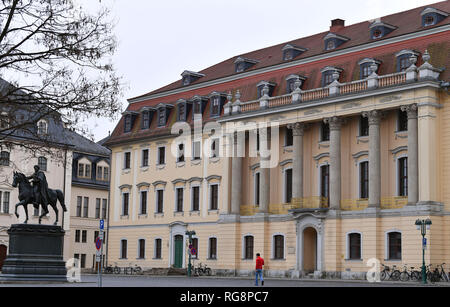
(410, 271, 420, 282)
(391, 270, 401, 281)
(205, 268, 212, 276)
(400, 272, 409, 282)
(380, 271, 387, 281)
(135, 267, 142, 275)
(114, 267, 121, 274)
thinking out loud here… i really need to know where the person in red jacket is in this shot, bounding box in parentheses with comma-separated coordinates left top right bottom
(255, 253, 264, 286)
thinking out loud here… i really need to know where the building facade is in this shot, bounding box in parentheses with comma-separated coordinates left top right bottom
(65, 130, 111, 272)
(105, 2, 450, 278)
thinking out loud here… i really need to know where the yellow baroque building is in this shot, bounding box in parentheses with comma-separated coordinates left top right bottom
(105, 2, 450, 279)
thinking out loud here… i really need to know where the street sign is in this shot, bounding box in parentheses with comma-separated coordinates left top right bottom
(190, 248, 196, 255)
(100, 219, 104, 230)
(95, 237, 102, 250)
(99, 231, 104, 240)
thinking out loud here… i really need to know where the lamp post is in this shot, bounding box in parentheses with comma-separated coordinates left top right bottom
(185, 230, 196, 278)
(415, 219, 432, 284)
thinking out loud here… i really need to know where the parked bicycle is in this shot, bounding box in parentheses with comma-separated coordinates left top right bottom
(399, 264, 420, 282)
(124, 263, 143, 275)
(193, 262, 212, 276)
(380, 264, 401, 281)
(104, 262, 121, 274)
(427, 263, 448, 282)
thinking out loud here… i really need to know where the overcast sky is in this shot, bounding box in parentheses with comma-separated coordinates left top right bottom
(79, 0, 440, 141)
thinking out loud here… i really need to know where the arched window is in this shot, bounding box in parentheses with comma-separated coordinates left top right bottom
(38, 157, 47, 171)
(120, 239, 128, 259)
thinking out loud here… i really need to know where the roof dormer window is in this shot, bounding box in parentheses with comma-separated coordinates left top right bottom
(358, 58, 381, 79)
(234, 57, 259, 73)
(122, 111, 139, 133)
(181, 71, 205, 86)
(256, 81, 276, 99)
(140, 107, 155, 130)
(156, 104, 173, 127)
(285, 75, 306, 94)
(209, 92, 227, 117)
(323, 33, 349, 51)
(176, 99, 190, 122)
(321, 66, 342, 87)
(282, 44, 307, 61)
(395, 50, 420, 72)
(191, 96, 208, 120)
(421, 7, 448, 27)
(369, 19, 397, 40)
(37, 119, 48, 135)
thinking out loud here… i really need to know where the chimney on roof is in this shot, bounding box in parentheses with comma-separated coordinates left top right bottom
(330, 19, 345, 32)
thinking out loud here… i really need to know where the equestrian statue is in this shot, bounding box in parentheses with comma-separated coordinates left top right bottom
(12, 165, 67, 225)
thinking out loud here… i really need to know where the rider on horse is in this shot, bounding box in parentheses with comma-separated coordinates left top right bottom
(27, 165, 50, 210)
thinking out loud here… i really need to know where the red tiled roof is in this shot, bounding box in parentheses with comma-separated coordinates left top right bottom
(106, 1, 450, 146)
(130, 1, 450, 101)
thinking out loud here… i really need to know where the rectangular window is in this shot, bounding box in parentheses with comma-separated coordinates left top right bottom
(81, 230, 87, 243)
(120, 240, 127, 259)
(320, 165, 330, 206)
(97, 166, 103, 180)
(141, 149, 149, 167)
(398, 110, 408, 132)
(140, 190, 147, 215)
(388, 232, 402, 260)
(102, 199, 107, 219)
(285, 169, 293, 203)
(285, 127, 293, 146)
(255, 173, 260, 206)
(274, 235, 284, 259)
(80, 254, 86, 268)
(156, 190, 164, 213)
(95, 198, 101, 219)
(103, 167, 109, 181)
(2, 191, 9, 214)
(85, 164, 91, 178)
(83, 197, 89, 218)
(244, 236, 254, 260)
(138, 239, 146, 259)
(322, 72, 334, 87)
(78, 163, 84, 178)
(141, 111, 150, 129)
(177, 144, 185, 163)
(398, 157, 408, 197)
(211, 139, 219, 158)
(321, 122, 330, 142)
(155, 239, 162, 259)
(122, 193, 129, 216)
(158, 147, 165, 165)
(360, 64, 371, 79)
(192, 186, 200, 211)
(360, 161, 369, 199)
(75, 230, 81, 243)
(349, 233, 362, 260)
(124, 115, 132, 132)
(158, 109, 166, 127)
(360, 116, 369, 137)
(124, 152, 131, 169)
(175, 188, 183, 212)
(178, 104, 186, 121)
(210, 184, 219, 210)
(209, 238, 217, 259)
(76, 196, 82, 217)
(211, 97, 220, 116)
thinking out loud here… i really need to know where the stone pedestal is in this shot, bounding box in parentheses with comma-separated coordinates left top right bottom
(0, 224, 67, 282)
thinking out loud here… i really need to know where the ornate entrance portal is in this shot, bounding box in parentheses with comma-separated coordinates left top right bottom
(303, 227, 317, 273)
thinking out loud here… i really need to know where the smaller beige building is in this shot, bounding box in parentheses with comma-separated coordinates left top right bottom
(65, 131, 110, 272)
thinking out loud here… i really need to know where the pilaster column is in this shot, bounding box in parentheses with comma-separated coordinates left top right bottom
(324, 116, 343, 209)
(401, 104, 418, 205)
(287, 123, 306, 200)
(259, 128, 270, 213)
(362, 110, 382, 208)
(231, 133, 243, 215)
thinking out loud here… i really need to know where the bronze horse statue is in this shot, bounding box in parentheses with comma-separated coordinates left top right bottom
(12, 171, 67, 225)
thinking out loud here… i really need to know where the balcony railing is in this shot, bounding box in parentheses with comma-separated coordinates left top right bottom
(224, 58, 440, 117)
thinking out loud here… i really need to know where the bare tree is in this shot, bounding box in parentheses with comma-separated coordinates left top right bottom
(0, 0, 122, 153)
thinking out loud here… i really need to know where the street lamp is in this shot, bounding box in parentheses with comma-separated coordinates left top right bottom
(415, 218, 432, 284)
(185, 230, 196, 278)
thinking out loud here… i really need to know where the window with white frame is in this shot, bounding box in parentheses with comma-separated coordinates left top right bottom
(141, 149, 149, 167)
(124, 152, 131, 169)
(244, 235, 254, 260)
(37, 119, 48, 135)
(191, 186, 200, 211)
(398, 157, 408, 197)
(273, 235, 285, 259)
(120, 239, 128, 259)
(140, 190, 148, 215)
(0, 151, 10, 166)
(154, 238, 162, 259)
(208, 237, 217, 259)
(0, 191, 10, 214)
(122, 192, 129, 216)
(157, 146, 166, 165)
(387, 231, 402, 260)
(285, 168, 293, 203)
(175, 187, 183, 212)
(359, 161, 369, 199)
(209, 184, 219, 210)
(156, 189, 164, 213)
(138, 239, 146, 259)
(347, 232, 362, 260)
(254, 172, 260, 206)
(38, 157, 47, 171)
(192, 141, 201, 161)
